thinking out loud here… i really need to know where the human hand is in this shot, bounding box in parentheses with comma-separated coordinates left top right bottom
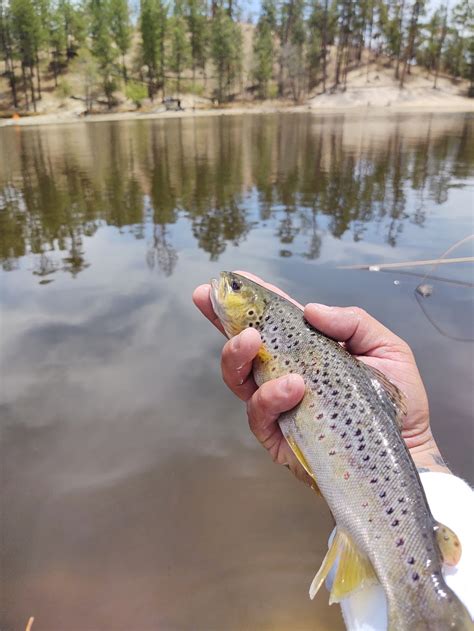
(193, 272, 449, 484)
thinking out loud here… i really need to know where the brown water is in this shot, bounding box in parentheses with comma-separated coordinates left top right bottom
(1, 112, 473, 631)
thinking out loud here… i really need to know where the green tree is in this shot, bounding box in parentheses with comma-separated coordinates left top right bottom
(140, 0, 167, 98)
(110, 0, 131, 81)
(0, 0, 19, 107)
(89, 0, 117, 108)
(10, 0, 41, 110)
(211, 7, 242, 102)
(168, 14, 191, 93)
(184, 0, 208, 83)
(399, 0, 426, 87)
(253, 0, 276, 98)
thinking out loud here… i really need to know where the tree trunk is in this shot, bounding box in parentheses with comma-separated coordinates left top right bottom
(366, 0, 374, 81)
(122, 53, 127, 83)
(35, 49, 42, 99)
(29, 64, 37, 112)
(21, 63, 30, 110)
(322, 0, 328, 92)
(400, 0, 422, 88)
(433, 7, 448, 89)
(395, 0, 406, 80)
(52, 50, 58, 87)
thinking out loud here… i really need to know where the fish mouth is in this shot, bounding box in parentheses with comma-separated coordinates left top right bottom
(210, 275, 223, 317)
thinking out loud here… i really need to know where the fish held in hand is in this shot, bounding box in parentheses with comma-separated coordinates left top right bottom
(210, 271, 473, 631)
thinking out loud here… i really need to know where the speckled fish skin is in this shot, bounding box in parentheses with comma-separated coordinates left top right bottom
(210, 272, 472, 631)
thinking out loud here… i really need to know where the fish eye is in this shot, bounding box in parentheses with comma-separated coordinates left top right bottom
(231, 280, 241, 291)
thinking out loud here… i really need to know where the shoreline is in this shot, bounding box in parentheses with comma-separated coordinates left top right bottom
(1, 101, 473, 129)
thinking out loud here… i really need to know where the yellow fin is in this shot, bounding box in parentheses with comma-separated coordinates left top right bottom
(329, 531, 378, 604)
(309, 530, 378, 603)
(286, 435, 321, 496)
(434, 521, 462, 566)
(257, 345, 272, 363)
(309, 530, 343, 600)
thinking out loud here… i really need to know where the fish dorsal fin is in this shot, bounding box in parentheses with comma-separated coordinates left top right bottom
(360, 362, 407, 429)
(309, 530, 378, 603)
(286, 434, 322, 496)
(434, 521, 462, 566)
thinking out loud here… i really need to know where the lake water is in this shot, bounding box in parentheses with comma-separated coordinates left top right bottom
(1, 112, 473, 631)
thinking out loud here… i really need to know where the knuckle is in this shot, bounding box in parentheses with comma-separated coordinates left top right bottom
(349, 306, 368, 319)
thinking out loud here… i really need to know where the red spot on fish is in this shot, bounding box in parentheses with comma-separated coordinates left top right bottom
(344, 471, 350, 480)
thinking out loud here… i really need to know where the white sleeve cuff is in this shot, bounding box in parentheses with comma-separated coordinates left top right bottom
(334, 472, 474, 631)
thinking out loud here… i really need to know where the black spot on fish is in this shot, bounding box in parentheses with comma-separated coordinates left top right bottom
(412, 573, 419, 581)
(396, 538, 404, 547)
(386, 507, 394, 514)
(285, 360, 290, 366)
(379, 491, 386, 498)
(398, 498, 404, 503)
(402, 509, 408, 515)
(391, 519, 399, 527)
(317, 389, 323, 395)
(345, 444, 352, 449)
(331, 413, 338, 419)
(358, 445, 366, 451)
(329, 450, 336, 456)
(363, 455, 370, 461)
(385, 476, 390, 482)
(351, 403, 357, 409)
(370, 478, 378, 484)
(346, 419, 353, 425)
(345, 393, 352, 399)
(332, 390, 339, 396)
(249, 323, 253, 327)
(380, 451, 387, 457)
(330, 424, 336, 430)
(408, 557, 415, 564)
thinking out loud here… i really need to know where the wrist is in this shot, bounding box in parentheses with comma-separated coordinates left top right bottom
(410, 441, 451, 474)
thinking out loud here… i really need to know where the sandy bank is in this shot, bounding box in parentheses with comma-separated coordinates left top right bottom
(1, 97, 473, 129)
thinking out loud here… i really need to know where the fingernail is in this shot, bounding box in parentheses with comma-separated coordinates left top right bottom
(231, 333, 241, 351)
(307, 302, 333, 312)
(283, 375, 298, 394)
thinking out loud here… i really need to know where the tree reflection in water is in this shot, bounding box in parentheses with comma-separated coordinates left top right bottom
(0, 114, 472, 278)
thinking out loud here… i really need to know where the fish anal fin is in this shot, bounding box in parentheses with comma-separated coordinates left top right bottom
(286, 435, 321, 496)
(361, 362, 407, 429)
(309, 531, 342, 600)
(434, 521, 462, 566)
(329, 531, 378, 604)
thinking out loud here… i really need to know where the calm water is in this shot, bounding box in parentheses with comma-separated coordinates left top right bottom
(1, 113, 473, 631)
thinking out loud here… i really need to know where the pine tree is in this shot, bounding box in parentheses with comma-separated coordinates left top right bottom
(168, 14, 191, 94)
(253, 0, 276, 98)
(10, 0, 41, 110)
(110, 0, 131, 81)
(89, 0, 117, 107)
(211, 7, 242, 102)
(140, 0, 167, 98)
(184, 0, 208, 83)
(0, 0, 19, 107)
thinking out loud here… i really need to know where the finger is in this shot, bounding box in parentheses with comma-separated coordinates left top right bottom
(192, 284, 226, 336)
(247, 374, 305, 446)
(234, 270, 303, 308)
(304, 303, 406, 357)
(221, 328, 262, 401)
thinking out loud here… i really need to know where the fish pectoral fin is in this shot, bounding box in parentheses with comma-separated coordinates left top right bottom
(329, 530, 378, 604)
(434, 521, 462, 566)
(286, 434, 322, 496)
(309, 529, 378, 603)
(360, 362, 407, 430)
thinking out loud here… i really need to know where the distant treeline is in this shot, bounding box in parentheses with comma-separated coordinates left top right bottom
(0, 0, 473, 110)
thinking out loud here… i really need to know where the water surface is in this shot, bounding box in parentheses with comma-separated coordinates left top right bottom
(1, 112, 473, 631)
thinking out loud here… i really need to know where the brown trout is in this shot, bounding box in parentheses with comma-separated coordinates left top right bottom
(210, 271, 472, 631)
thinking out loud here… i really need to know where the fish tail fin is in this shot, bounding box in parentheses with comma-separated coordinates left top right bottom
(388, 589, 473, 631)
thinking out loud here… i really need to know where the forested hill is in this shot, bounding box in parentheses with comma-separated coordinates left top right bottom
(0, 0, 472, 114)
